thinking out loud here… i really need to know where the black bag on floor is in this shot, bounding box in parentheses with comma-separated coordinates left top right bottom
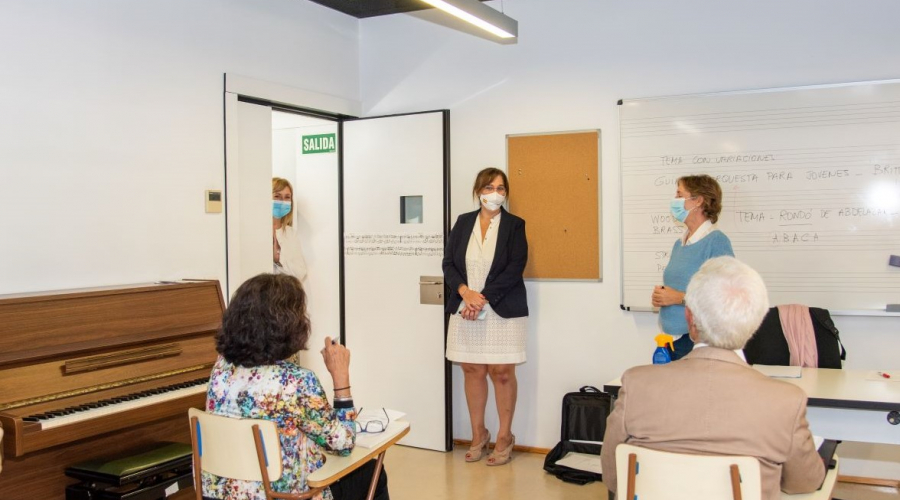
(542, 386, 611, 485)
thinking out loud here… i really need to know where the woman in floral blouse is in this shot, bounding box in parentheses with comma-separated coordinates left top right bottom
(203, 273, 389, 500)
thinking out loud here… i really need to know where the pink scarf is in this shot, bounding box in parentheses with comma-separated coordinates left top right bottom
(778, 304, 818, 368)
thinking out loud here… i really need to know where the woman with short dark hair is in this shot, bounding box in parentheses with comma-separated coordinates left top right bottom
(203, 273, 388, 500)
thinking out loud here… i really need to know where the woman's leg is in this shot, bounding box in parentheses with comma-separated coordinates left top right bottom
(487, 363, 517, 450)
(328, 459, 389, 500)
(461, 363, 490, 444)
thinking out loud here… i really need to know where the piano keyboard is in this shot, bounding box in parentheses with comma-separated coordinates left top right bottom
(23, 378, 209, 430)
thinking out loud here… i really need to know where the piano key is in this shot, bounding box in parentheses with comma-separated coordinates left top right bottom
(35, 380, 208, 430)
(24, 378, 210, 424)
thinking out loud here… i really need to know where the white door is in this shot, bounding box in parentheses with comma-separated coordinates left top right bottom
(342, 111, 450, 451)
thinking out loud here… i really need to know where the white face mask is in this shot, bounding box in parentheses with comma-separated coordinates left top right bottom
(480, 192, 505, 211)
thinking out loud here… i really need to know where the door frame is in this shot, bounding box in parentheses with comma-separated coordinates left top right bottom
(223, 73, 356, 302)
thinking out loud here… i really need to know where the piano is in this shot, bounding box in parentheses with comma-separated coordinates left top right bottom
(0, 280, 224, 500)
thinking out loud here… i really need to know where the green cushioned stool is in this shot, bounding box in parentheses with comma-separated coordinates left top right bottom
(65, 442, 193, 500)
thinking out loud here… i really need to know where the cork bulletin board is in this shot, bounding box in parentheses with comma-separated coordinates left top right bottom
(507, 130, 601, 280)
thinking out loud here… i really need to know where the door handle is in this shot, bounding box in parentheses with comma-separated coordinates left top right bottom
(419, 281, 442, 285)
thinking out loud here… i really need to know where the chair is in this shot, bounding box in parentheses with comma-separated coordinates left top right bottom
(188, 408, 328, 500)
(615, 443, 762, 500)
(743, 306, 845, 369)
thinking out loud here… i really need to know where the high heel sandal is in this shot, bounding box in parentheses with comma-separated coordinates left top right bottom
(465, 430, 491, 462)
(486, 434, 515, 466)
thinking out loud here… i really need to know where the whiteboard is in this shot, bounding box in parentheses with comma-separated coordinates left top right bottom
(619, 80, 900, 314)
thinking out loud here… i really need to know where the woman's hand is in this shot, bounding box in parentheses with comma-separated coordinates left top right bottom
(651, 286, 684, 307)
(321, 336, 350, 388)
(460, 304, 480, 321)
(460, 286, 486, 310)
(459, 287, 486, 321)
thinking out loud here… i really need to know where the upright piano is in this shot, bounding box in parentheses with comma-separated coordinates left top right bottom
(0, 281, 224, 500)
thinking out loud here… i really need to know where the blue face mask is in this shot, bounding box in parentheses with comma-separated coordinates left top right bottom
(273, 200, 291, 219)
(669, 197, 693, 222)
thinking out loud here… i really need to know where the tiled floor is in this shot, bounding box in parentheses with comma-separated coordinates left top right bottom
(384, 444, 899, 500)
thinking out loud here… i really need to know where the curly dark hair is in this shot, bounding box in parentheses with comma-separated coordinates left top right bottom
(216, 273, 310, 367)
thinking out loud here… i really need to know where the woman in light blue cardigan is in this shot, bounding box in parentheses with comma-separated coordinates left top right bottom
(652, 175, 734, 360)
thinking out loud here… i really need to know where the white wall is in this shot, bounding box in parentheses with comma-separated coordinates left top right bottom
(358, 0, 900, 478)
(0, 0, 358, 294)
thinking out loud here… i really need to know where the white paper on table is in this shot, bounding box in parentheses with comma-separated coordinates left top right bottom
(753, 364, 802, 378)
(555, 452, 603, 474)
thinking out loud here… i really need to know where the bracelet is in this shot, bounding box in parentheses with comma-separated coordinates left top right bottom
(334, 396, 353, 402)
(334, 386, 351, 392)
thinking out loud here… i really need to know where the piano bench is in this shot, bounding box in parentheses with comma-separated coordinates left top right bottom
(65, 442, 193, 500)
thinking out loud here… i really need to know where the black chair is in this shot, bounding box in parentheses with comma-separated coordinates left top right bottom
(743, 307, 846, 369)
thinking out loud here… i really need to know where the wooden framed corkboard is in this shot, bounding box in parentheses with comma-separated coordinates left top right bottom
(507, 130, 601, 280)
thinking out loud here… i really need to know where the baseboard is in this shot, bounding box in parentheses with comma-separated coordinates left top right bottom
(837, 475, 900, 488)
(452, 439, 551, 455)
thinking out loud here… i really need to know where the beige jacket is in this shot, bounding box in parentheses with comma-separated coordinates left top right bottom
(601, 347, 825, 500)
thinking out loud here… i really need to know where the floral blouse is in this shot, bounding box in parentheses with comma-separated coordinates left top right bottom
(202, 356, 357, 500)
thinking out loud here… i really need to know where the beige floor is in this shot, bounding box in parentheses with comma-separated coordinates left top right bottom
(384, 444, 899, 500)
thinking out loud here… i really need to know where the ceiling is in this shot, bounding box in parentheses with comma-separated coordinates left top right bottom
(308, 0, 488, 19)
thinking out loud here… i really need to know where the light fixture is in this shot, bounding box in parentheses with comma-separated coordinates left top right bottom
(420, 0, 518, 39)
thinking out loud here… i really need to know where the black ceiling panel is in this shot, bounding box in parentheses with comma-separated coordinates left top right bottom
(308, 0, 487, 19)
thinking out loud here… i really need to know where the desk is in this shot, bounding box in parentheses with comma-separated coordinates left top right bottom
(605, 368, 900, 445)
(781, 457, 839, 500)
(308, 421, 410, 500)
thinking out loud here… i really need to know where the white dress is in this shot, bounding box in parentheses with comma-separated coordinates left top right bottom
(445, 212, 527, 364)
(274, 225, 308, 282)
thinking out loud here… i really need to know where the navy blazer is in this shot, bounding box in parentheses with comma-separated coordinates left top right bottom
(442, 208, 529, 318)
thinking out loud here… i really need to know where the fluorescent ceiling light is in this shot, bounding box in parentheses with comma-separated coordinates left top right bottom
(420, 0, 518, 39)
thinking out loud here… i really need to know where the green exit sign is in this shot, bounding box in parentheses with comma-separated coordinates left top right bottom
(302, 133, 336, 154)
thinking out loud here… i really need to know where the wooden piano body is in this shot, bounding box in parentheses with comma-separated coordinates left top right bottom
(0, 281, 224, 500)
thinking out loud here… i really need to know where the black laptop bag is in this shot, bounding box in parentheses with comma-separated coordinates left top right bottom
(542, 386, 611, 485)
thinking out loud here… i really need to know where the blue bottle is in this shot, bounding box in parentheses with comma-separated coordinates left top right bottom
(653, 333, 674, 364)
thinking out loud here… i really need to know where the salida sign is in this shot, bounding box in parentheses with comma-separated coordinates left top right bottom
(302, 133, 336, 154)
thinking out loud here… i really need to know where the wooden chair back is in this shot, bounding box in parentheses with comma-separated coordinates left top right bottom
(188, 408, 325, 500)
(615, 443, 762, 500)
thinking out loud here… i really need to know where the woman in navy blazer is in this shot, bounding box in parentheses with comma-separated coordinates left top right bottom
(443, 168, 528, 467)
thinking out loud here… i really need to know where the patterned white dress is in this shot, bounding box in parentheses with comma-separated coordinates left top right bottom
(446, 212, 527, 364)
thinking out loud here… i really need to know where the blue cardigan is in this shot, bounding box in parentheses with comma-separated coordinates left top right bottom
(660, 230, 734, 334)
(442, 208, 529, 318)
